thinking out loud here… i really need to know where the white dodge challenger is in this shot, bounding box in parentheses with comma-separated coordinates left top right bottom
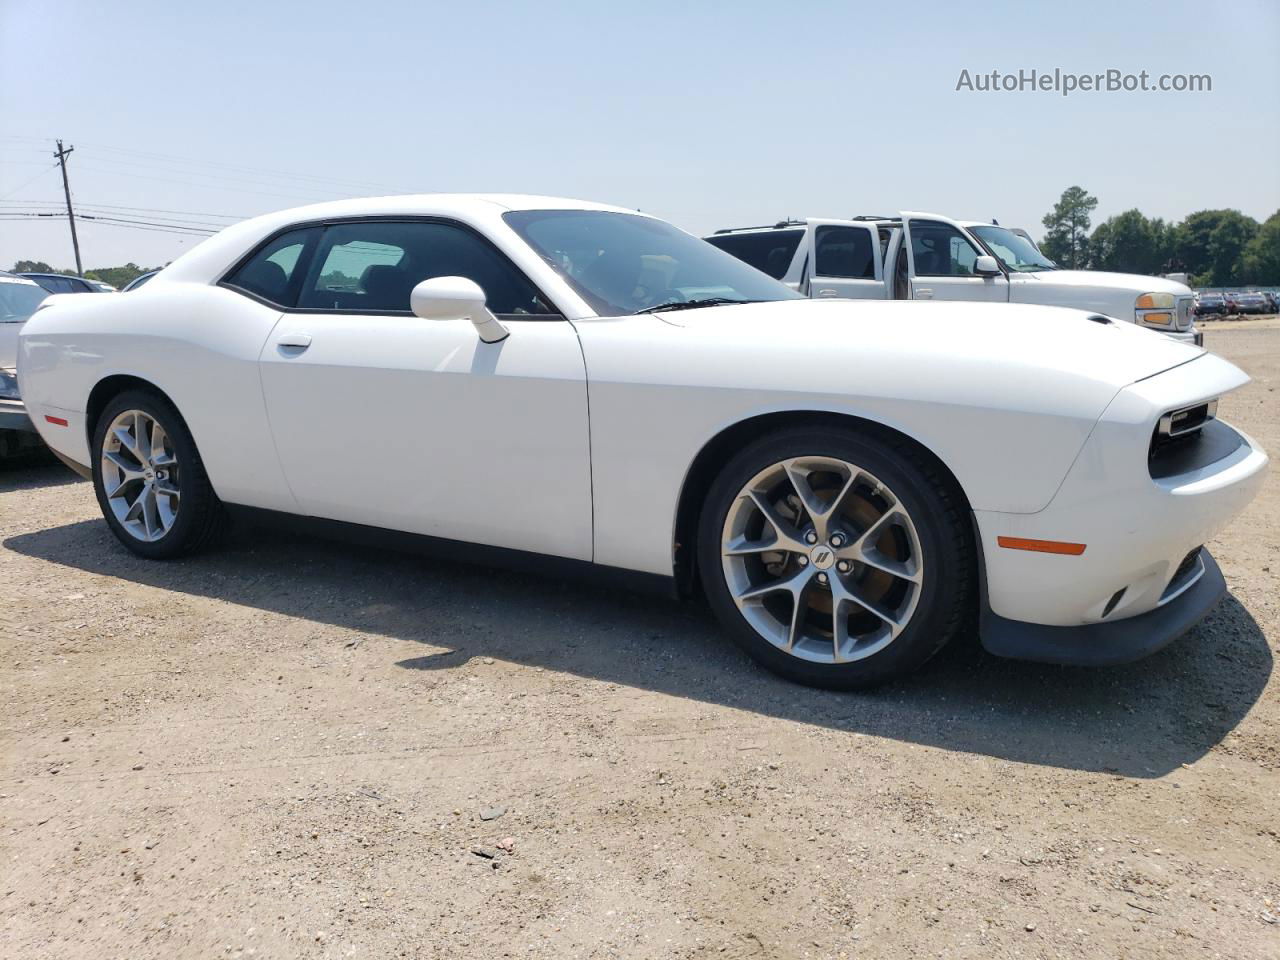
(17, 195, 1269, 687)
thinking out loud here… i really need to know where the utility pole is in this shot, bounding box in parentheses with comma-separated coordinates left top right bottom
(53, 139, 83, 277)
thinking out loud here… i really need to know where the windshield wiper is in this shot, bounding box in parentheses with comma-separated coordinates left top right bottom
(635, 297, 759, 315)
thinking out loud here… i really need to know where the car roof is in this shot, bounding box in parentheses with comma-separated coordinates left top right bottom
(18, 272, 83, 280)
(158, 193, 653, 285)
(0, 271, 43, 285)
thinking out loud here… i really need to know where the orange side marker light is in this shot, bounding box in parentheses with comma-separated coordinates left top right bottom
(997, 536, 1086, 556)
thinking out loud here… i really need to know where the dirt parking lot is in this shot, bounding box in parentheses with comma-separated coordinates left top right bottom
(2, 321, 1277, 960)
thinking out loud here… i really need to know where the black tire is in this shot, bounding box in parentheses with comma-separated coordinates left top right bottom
(697, 426, 974, 689)
(91, 389, 226, 559)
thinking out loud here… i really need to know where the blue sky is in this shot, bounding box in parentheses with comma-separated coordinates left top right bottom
(2, 0, 1277, 270)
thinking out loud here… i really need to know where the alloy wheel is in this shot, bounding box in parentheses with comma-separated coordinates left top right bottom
(720, 456, 924, 664)
(100, 409, 180, 542)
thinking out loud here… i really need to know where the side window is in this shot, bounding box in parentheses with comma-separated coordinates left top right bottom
(224, 227, 317, 305)
(814, 226, 876, 279)
(909, 222, 983, 277)
(704, 230, 804, 280)
(296, 220, 553, 316)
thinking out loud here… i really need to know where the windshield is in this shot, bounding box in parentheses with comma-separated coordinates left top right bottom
(970, 225, 1058, 273)
(0, 277, 49, 322)
(503, 210, 804, 316)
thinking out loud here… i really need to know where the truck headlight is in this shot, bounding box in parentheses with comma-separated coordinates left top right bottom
(1136, 292, 1176, 328)
(0, 369, 19, 400)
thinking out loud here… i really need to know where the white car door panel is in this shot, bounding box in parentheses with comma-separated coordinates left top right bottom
(258, 315, 592, 560)
(806, 220, 885, 300)
(903, 213, 1009, 303)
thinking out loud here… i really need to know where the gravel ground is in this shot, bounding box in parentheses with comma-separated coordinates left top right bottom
(2, 321, 1277, 959)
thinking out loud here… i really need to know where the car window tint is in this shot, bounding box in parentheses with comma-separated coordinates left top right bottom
(909, 222, 983, 277)
(814, 226, 876, 279)
(225, 228, 317, 305)
(296, 221, 552, 316)
(705, 230, 803, 280)
(505, 210, 804, 316)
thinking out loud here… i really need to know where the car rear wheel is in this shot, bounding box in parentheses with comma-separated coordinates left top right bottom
(698, 427, 973, 689)
(91, 390, 225, 558)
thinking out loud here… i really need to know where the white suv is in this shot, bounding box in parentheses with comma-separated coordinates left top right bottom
(707, 212, 1200, 344)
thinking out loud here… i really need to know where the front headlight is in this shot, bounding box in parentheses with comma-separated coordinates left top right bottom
(0, 368, 19, 401)
(1136, 292, 1176, 328)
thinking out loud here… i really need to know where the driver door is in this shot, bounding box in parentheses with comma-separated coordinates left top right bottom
(254, 218, 593, 560)
(901, 212, 1009, 303)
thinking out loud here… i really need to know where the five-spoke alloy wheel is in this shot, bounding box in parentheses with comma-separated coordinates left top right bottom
(699, 427, 973, 689)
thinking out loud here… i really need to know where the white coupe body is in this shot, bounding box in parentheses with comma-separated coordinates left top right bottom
(17, 194, 1268, 685)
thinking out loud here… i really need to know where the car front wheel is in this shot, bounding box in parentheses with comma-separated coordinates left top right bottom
(698, 427, 974, 689)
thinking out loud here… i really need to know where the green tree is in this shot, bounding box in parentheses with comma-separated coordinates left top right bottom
(86, 263, 158, 289)
(1089, 209, 1174, 275)
(1241, 211, 1280, 285)
(11, 259, 55, 274)
(1175, 209, 1259, 285)
(1041, 187, 1098, 268)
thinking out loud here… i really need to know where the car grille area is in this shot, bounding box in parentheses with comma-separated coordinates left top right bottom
(1176, 296, 1194, 330)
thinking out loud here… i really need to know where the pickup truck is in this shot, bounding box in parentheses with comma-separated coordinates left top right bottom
(706, 213, 1201, 345)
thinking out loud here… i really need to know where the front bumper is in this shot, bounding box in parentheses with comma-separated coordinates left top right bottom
(980, 548, 1224, 665)
(1159, 327, 1201, 346)
(975, 353, 1266, 664)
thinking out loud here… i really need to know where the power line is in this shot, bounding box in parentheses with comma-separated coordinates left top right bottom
(0, 212, 215, 238)
(0, 162, 59, 201)
(72, 161, 340, 204)
(4, 199, 245, 219)
(77, 140, 414, 195)
(0, 205, 233, 230)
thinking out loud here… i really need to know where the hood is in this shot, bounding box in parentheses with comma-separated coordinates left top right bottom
(1019, 270, 1192, 296)
(653, 297, 1201, 391)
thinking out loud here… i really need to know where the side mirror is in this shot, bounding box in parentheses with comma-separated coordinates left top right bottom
(974, 255, 1002, 277)
(409, 276, 510, 343)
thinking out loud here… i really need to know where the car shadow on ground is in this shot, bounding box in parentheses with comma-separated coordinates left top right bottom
(0, 452, 81, 491)
(5, 516, 1271, 779)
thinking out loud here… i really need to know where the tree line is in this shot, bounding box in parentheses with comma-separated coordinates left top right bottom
(9, 260, 160, 290)
(1040, 187, 1279, 287)
(12, 193, 1279, 290)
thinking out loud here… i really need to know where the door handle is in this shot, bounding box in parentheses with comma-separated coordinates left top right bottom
(915, 289, 933, 299)
(816, 288, 838, 298)
(277, 334, 312, 349)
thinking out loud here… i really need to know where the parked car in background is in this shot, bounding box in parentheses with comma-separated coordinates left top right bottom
(87, 279, 118, 293)
(17, 194, 1267, 688)
(1195, 293, 1228, 317)
(1264, 292, 1280, 313)
(18, 272, 104, 294)
(706, 213, 1202, 344)
(0, 271, 49, 456)
(1231, 292, 1271, 315)
(1223, 292, 1241, 313)
(122, 270, 160, 292)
